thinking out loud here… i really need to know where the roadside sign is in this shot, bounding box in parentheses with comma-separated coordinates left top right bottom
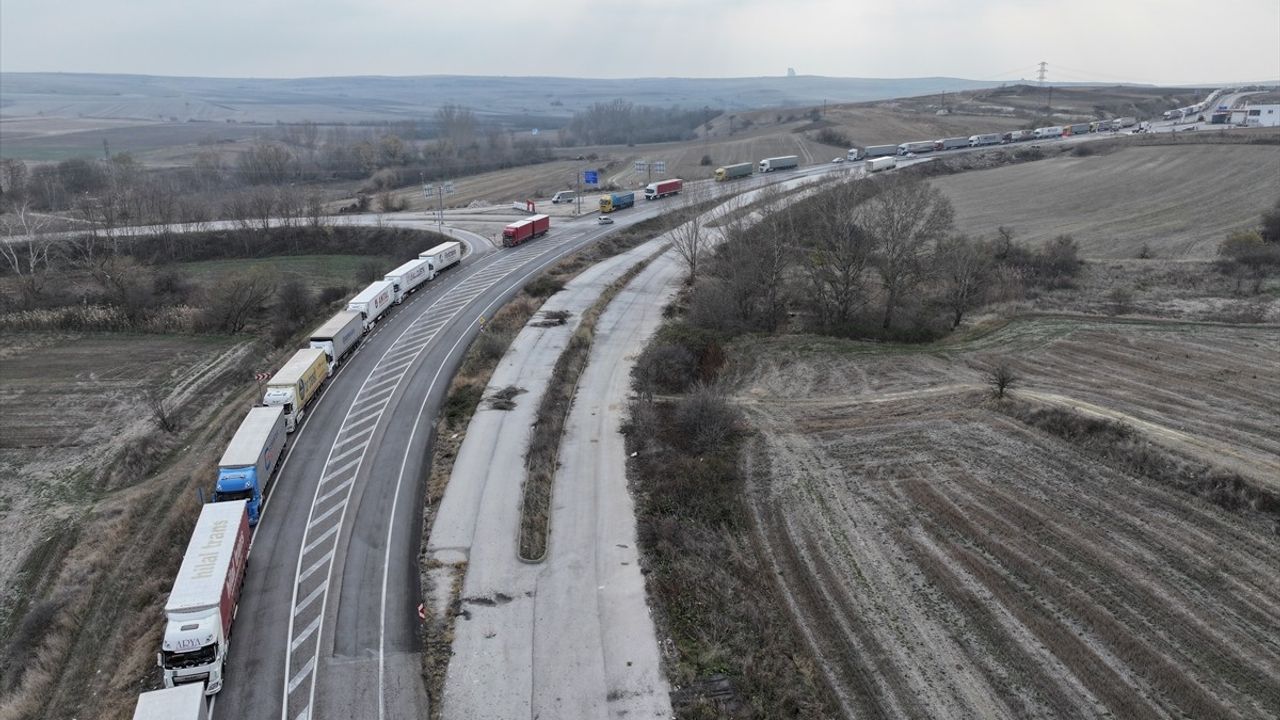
(634, 161, 647, 173)
(422, 185, 433, 196)
(653, 161, 666, 173)
(254, 372, 271, 382)
(583, 170, 598, 184)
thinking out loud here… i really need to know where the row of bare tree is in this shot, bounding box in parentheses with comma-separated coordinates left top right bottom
(668, 174, 1081, 341)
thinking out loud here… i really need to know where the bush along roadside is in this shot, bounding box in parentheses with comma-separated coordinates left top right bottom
(622, 313, 842, 719)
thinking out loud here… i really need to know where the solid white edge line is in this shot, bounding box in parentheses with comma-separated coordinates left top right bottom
(375, 227, 615, 720)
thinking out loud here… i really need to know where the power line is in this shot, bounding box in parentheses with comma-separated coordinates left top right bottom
(1049, 63, 1154, 86)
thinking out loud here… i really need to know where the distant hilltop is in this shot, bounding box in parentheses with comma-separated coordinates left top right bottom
(0, 71, 1064, 124)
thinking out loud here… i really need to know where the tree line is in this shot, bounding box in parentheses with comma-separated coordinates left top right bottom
(564, 100, 720, 146)
(0, 103, 557, 228)
(666, 173, 1083, 349)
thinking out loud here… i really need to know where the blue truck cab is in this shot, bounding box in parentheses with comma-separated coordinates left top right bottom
(213, 405, 287, 525)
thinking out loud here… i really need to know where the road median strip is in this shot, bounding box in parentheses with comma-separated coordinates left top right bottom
(517, 244, 670, 562)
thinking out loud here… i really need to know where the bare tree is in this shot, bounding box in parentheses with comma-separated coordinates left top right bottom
(0, 201, 60, 300)
(693, 190, 792, 332)
(435, 104, 478, 153)
(245, 186, 276, 233)
(305, 192, 325, 228)
(935, 234, 992, 329)
(202, 271, 275, 333)
(669, 211, 707, 283)
(237, 142, 299, 185)
(276, 185, 304, 228)
(802, 180, 873, 328)
(0, 158, 28, 201)
(857, 176, 955, 331)
(988, 363, 1018, 399)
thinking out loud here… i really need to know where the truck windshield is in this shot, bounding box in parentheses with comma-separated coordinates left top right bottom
(162, 643, 217, 669)
(213, 489, 253, 502)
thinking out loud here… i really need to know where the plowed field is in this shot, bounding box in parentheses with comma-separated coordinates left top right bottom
(735, 317, 1280, 719)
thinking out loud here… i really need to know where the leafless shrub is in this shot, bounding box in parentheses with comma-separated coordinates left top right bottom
(1105, 286, 1134, 316)
(144, 386, 179, 433)
(377, 191, 407, 213)
(461, 330, 513, 376)
(632, 343, 697, 400)
(674, 383, 740, 454)
(1207, 300, 1271, 324)
(523, 275, 565, 298)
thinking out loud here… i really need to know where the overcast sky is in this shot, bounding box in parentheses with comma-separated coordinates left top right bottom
(2, 0, 1277, 85)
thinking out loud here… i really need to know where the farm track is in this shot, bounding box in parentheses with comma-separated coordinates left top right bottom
(735, 317, 1280, 719)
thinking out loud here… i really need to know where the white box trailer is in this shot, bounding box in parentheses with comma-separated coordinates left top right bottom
(867, 157, 897, 172)
(897, 141, 935, 155)
(758, 155, 799, 172)
(262, 348, 328, 432)
(133, 684, 208, 720)
(158, 502, 250, 695)
(347, 279, 395, 331)
(937, 137, 968, 150)
(309, 310, 363, 374)
(1034, 126, 1064, 138)
(384, 256, 433, 303)
(420, 241, 462, 277)
(864, 144, 898, 158)
(968, 133, 1002, 146)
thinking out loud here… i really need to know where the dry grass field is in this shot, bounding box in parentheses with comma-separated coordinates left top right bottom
(0, 331, 262, 718)
(733, 317, 1280, 719)
(0, 333, 251, 587)
(932, 142, 1280, 259)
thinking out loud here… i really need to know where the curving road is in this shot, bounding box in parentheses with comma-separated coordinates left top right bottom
(209, 199, 732, 720)
(197, 123, 1146, 719)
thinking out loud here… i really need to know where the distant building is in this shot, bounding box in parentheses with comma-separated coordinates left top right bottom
(1230, 104, 1280, 127)
(787, 67, 796, 78)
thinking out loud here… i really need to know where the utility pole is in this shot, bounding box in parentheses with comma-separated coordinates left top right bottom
(576, 171, 581, 216)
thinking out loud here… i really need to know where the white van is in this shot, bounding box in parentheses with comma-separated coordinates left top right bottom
(551, 190, 576, 204)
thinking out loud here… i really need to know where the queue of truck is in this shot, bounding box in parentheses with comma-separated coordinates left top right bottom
(838, 114, 1145, 161)
(140, 235, 469, 711)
